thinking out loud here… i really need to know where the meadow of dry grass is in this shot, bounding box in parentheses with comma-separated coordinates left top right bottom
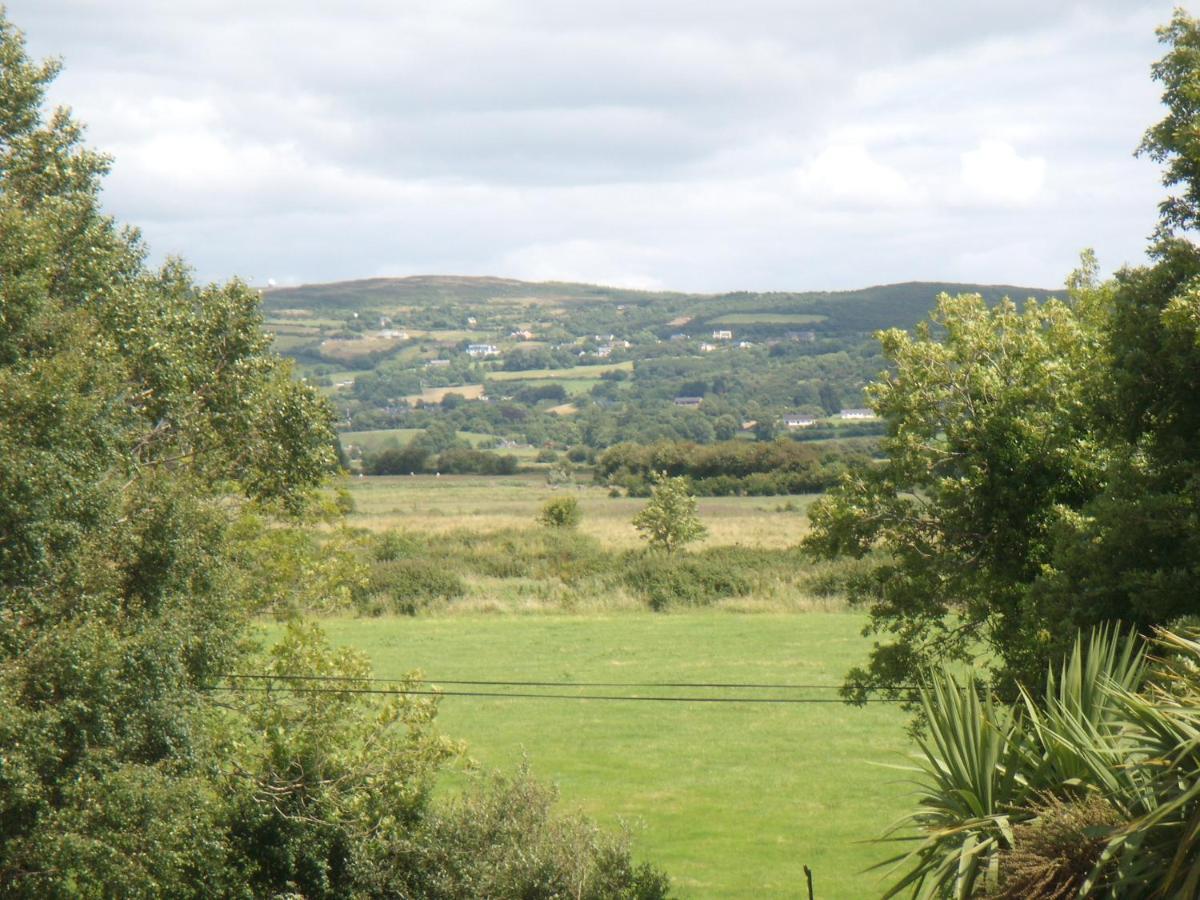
(343, 473, 815, 551)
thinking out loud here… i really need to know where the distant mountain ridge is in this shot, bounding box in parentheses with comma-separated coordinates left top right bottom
(261, 274, 1059, 335)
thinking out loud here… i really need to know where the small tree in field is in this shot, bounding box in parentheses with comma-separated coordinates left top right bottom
(538, 495, 581, 528)
(633, 472, 706, 554)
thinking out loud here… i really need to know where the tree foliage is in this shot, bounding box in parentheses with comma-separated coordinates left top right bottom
(807, 8, 1200, 704)
(0, 13, 669, 897)
(632, 473, 706, 554)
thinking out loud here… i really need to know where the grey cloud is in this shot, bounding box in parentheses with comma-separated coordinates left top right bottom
(1, 0, 1184, 290)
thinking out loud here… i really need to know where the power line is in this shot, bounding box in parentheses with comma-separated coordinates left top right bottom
(203, 683, 906, 704)
(217, 672, 918, 691)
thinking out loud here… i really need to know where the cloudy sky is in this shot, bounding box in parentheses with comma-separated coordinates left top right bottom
(4, 1, 1182, 291)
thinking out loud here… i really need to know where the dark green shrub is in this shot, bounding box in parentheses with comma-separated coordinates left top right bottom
(374, 530, 421, 562)
(621, 552, 752, 610)
(364, 559, 466, 614)
(538, 495, 581, 529)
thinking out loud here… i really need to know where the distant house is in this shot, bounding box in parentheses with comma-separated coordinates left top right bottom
(510, 329, 535, 339)
(839, 408, 875, 420)
(787, 330, 817, 343)
(736, 340, 754, 349)
(712, 329, 733, 340)
(466, 344, 499, 358)
(466, 316, 478, 326)
(378, 329, 407, 339)
(673, 396, 703, 408)
(699, 342, 717, 353)
(426, 359, 451, 368)
(783, 414, 817, 428)
(595, 344, 613, 358)
(669, 333, 689, 342)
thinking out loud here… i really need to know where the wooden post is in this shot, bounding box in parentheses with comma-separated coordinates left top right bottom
(803, 864, 814, 900)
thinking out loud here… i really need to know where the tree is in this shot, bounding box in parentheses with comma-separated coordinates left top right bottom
(0, 11, 336, 893)
(806, 8, 1200, 706)
(0, 13, 671, 896)
(633, 472, 706, 554)
(539, 495, 581, 528)
(804, 287, 1108, 701)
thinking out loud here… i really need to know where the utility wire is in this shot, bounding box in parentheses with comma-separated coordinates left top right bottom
(203, 683, 905, 704)
(218, 672, 918, 691)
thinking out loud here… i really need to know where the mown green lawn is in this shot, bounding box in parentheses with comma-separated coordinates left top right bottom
(302, 613, 915, 899)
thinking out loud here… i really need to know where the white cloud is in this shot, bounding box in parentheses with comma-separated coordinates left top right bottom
(2, 0, 1179, 290)
(959, 139, 1047, 207)
(500, 239, 666, 290)
(795, 143, 923, 207)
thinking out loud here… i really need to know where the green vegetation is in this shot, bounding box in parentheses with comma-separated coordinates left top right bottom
(303, 613, 914, 899)
(539, 495, 582, 528)
(0, 15, 667, 897)
(632, 473, 707, 554)
(806, 9, 1200, 708)
(882, 626, 1200, 899)
(597, 437, 873, 496)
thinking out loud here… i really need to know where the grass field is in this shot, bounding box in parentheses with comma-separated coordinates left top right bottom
(342, 474, 815, 551)
(298, 613, 913, 899)
(339, 428, 498, 453)
(707, 313, 828, 325)
(402, 383, 486, 404)
(487, 360, 635, 381)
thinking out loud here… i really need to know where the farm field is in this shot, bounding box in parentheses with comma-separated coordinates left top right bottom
(341, 473, 816, 551)
(708, 313, 828, 325)
(487, 360, 635, 381)
(339, 427, 499, 454)
(300, 613, 913, 899)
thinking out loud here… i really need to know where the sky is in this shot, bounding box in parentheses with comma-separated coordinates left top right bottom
(3, 0, 1184, 292)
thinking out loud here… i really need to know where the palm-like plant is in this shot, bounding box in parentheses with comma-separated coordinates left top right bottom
(878, 626, 1164, 899)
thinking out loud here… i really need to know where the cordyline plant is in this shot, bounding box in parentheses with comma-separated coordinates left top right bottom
(878, 625, 1200, 899)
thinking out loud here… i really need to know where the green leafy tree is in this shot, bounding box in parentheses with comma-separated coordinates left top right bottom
(0, 13, 671, 896)
(804, 289, 1106, 700)
(633, 472, 706, 554)
(0, 12, 337, 893)
(539, 495, 582, 528)
(807, 9, 1200, 707)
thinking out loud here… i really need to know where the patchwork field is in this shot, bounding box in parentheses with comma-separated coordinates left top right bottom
(299, 613, 913, 899)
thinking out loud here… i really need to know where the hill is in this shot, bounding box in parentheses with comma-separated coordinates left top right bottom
(259, 275, 1058, 457)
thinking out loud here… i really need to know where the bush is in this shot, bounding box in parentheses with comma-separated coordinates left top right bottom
(538, 495, 581, 529)
(363, 558, 466, 614)
(622, 552, 752, 610)
(384, 767, 671, 899)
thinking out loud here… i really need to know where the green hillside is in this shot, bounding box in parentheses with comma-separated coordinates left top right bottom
(261, 275, 1058, 459)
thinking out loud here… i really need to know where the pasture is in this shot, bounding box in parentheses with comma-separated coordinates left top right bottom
(707, 313, 828, 325)
(487, 360, 635, 381)
(342, 473, 816, 552)
(338, 428, 498, 454)
(303, 613, 913, 899)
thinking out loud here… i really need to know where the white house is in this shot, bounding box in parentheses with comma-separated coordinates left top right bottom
(466, 343, 500, 358)
(712, 329, 733, 340)
(839, 408, 875, 419)
(784, 414, 817, 428)
(699, 342, 717, 353)
(673, 396, 703, 408)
